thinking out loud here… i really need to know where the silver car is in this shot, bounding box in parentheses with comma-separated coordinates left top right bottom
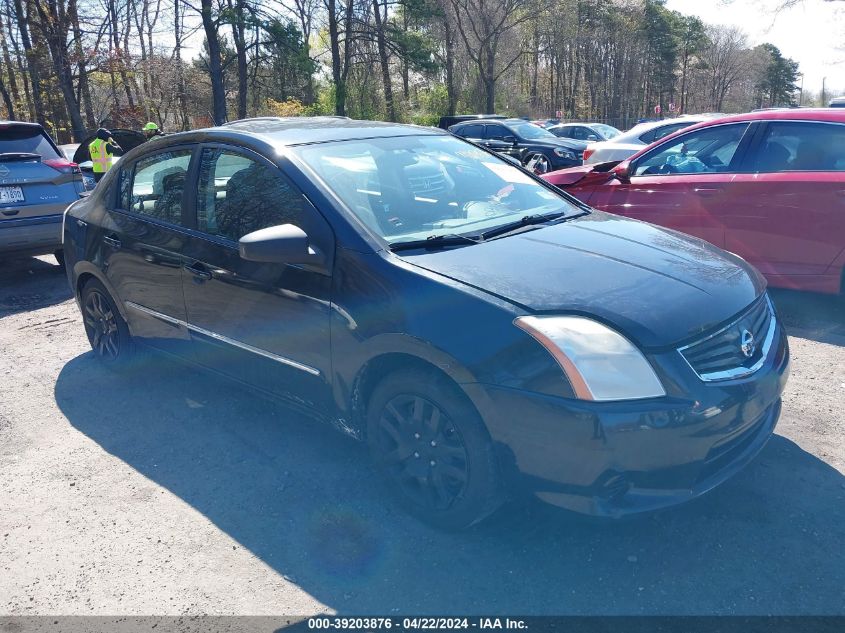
(582, 115, 721, 165)
(1, 122, 88, 263)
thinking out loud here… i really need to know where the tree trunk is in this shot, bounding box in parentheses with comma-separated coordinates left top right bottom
(0, 21, 20, 118)
(108, 0, 135, 110)
(484, 45, 495, 113)
(444, 16, 456, 116)
(326, 0, 344, 115)
(228, 0, 248, 119)
(372, 0, 395, 121)
(32, 0, 86, 141)
(69, 0, 95, 129)
(174, 0, 189, 129)
(12, 0, 46, 125)
(201, 0, 227, 124)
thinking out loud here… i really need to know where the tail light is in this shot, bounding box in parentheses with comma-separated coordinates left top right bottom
(582, 148, 594, 162)
(44, 158, 81, 174)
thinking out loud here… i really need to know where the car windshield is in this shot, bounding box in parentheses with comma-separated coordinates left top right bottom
(295, 135, 582, 244)
(0, 125, 60, 158)
(509, 122, 555, 140)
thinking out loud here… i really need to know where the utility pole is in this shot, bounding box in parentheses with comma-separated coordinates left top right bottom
(822, 77, 827, 106)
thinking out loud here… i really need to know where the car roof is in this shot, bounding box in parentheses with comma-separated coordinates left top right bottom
(623, 108, 845, 164)
(184, 116, 447, 147)
(692, 108, 845, 124)
(0, 120, 46, 131)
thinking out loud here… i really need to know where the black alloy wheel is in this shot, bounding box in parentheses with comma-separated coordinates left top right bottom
(376, 393, 470, 511)
(367, 368, 504, 530)
(80, 279, 134, 366)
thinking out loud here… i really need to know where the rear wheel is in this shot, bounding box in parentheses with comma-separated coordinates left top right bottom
(367, 368, 504, 530)
(80, 279, 135, 367)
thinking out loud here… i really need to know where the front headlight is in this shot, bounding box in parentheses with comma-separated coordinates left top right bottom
(514, 316, 666, 401)
(553, 147, 576, 160)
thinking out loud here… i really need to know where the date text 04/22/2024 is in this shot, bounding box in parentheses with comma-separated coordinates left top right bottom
(307, 618, 528, 630)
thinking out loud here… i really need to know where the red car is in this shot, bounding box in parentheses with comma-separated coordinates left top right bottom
(542, 109, 845, 294)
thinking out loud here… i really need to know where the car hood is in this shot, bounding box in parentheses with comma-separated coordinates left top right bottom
(542, 163, 620, 188)
(400, 212, 765, 348)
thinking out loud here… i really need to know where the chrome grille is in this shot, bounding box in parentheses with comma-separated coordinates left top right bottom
(679, 295, 775, 381)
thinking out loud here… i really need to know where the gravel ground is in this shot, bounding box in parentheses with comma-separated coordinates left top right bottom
(0, 255, 843, 616)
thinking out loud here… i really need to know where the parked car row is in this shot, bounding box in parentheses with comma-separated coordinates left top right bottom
(448, 117, 587, 172)
(542, 108, 845, 295)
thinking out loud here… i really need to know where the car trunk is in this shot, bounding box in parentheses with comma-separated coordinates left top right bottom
(0, 124, 82, 221)
(72, 129, 147, 164)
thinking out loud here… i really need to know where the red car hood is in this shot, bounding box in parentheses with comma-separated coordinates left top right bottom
(542, 163, 618, 189)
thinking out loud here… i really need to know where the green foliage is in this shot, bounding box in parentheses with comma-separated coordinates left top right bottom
(755, 43, 800, 107)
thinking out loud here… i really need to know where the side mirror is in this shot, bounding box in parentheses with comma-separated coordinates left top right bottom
(239, 224, 319, 264)
(503, 135, 517, 144)
(613, 161, 632, 183)
(587, 135, 599, 141)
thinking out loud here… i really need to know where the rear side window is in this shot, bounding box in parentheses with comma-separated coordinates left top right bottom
(634, 123, 749, 176)
(456, 124, 483, 139)
(0, 125, 60, 158)
(129, 149, 193, 225)
(484, 125, 506, 140)
(640, 122, 690, 144)
(753, 122, 845, 172)
(196, 148, 307, 242)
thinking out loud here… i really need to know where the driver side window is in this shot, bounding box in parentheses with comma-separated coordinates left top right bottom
(633, 124, 749, 176)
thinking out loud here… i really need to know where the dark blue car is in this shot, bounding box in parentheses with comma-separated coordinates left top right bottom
(62, 117, 789, 529)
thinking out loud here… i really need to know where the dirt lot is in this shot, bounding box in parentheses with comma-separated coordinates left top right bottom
(1, 255, 844, 616)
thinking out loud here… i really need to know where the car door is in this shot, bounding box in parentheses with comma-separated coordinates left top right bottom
(179, 145, 335, 412)
(587, 122, 753, 248)
(483, 124, 520, 159)
(99, 147, 196, 356)
(724, 120, 845, 291)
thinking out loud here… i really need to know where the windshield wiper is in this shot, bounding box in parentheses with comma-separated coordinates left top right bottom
(389, 233, 482, 252)
(480, 212, 570, 241)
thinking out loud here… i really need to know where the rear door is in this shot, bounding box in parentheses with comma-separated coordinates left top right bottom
(483, 124, 520, 159)
(179, 145, 335, 412)
(99, 147, 196, 356)
(725, 120, 845, 291)
(587, 122, 752, 248)
(0, 123, 82, 222)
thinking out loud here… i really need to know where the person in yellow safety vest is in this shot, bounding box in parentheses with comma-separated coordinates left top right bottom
(142, 121, 163, 140)
(88, 128, 123, 183)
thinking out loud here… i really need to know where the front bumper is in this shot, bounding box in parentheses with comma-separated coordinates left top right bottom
(465, 322, 790, 517)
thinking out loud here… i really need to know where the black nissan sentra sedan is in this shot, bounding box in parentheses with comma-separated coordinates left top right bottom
(62, 117, 790, 529)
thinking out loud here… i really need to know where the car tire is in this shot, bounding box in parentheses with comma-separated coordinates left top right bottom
(524, 153, 551, 174)
(366, 367, 504, 530)
(80, 278, 135, 367)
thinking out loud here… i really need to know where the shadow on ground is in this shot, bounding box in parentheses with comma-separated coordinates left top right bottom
(0, 255, 72, 316)
(769, 289, 845, 346)
(55, 352, 845, 615)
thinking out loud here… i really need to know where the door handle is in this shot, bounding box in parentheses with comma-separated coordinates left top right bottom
(103, 234, 122, 249)
(693, 187, 723, 197)
(1, 208, 20, 216)
(184, 262, 213, 281)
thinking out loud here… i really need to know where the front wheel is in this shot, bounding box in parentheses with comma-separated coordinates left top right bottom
(80, 279, 135, 367)
(367, 368, 504, 530)
(524, 153, 551, 174)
